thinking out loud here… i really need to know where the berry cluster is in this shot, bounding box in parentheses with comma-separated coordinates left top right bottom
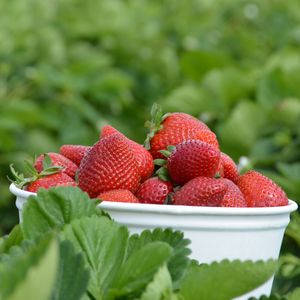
(11, 105, 288, 207)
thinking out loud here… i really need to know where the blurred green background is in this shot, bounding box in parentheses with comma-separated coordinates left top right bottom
(0, 0, 300, 295)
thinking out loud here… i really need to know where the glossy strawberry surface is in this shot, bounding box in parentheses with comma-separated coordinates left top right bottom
(237, 170, 288, 207)
(149, 113, 219, 159)
(34, 152, 78, 178)
(101, 125, 154, 182)
(219, 178, 247, 207)
(218, 152, 239, 183)
(26, 173, 76, 192)
(60, 145, 91, 166)
(97, 189, 139, 203)
(136, 177, 173, 205)
(167, 140, 220, 184)
(173, 177, 227, 206)
(78, 133, 141, 197)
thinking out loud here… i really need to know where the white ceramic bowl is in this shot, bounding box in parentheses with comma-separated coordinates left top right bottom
(9, 183, 298, 300)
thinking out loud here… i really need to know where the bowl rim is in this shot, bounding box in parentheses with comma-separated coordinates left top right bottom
(9, 183, 298, 216)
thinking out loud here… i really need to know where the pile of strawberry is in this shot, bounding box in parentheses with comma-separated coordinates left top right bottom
(11, 105, 288, 207)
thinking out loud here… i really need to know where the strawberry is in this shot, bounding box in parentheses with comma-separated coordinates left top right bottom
(78, 133, 141, 197)
(218, 152, 239, 183)
(35, 153, 78, 178)
(26, 173, 77, 192)
(173, 177, 227, 206)
(97, 189, 139, 203)
(60, 145, 91, 166)
(9, 157, 76, 193)
(166, 140, 220, 185)
(237, 170, 288, 207)
(101, 125, 154, 182)
(135, 177, 173, 205)
(145, 104, 219, 159)
(219, 179, 247, 207)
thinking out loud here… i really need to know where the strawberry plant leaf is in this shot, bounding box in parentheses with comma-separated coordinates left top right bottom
(287, 288, 300, 300)
(0, 225, 23, 254)
(178, 259, 277, 300)
(60, 215, 129, 300)
(51, 240, 89, 300)
(0, 235, 58, 300)
(138, 264, 174, 300)
(127, 228, 191, 289)
(108, 241, 172, 299)
(22, 186, 108, 240)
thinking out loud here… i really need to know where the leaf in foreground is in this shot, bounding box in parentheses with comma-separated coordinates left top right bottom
(109, 241, 172, 299)
(287, 288, 300, 300)
(179, 259, 277, 300)
(0, 235, 58, 300)
(51, 240, 89, 300)
(138, 264, 175, 300)
(22, 186, 106, 240)
(127, 228, 191, 287)
(60, 215, 128, 300)
(0, 225, 23, 254)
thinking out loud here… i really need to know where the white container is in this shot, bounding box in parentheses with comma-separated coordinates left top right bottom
(9, 183, 298, 300)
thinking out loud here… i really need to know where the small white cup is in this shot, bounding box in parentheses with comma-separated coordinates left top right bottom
(9, 183, 298, 300)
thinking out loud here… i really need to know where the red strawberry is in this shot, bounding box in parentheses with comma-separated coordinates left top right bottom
(97, 189, 139, 203)
(136, 177, 173, 205)
(60, 145, 91, 166)
(78, 133, 141, 197)
(35, 153, 78, 178)
(167, 140, 220, 184)
(26, 173, 77, 192)
(237, 170, 288, 207)
(218, 153, 239, 183)
(145, 106, 219, 159)
(173, 177, 227, 206)
(101, 125, 154, 182)
(219, 179, 247, 207)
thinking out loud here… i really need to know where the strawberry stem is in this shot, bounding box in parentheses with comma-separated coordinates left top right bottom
(9, 156, 63, 189)
(144, 103, 164, 150)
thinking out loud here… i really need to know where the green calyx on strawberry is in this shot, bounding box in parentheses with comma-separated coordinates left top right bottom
(154, 140, 221, 185)
(9, 154, 64, 189)
(144, 104, 218, 159)
(144, 103, 167, 150)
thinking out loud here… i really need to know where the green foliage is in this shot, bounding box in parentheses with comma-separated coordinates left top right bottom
(21, 186, 105, 240)
(1, 0, 300, 297)
(0, 186, 282, 300)
(179, 260, 277, 300)
(0, 235, 59, 300)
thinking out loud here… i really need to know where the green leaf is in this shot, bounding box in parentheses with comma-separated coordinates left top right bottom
(109, 241, 172, 299)
(144, 103, 164, 150)
(179, 259, 277, 300)
(22, 186, 107, 240)
(127, 228, 191, 288)
(180, 50, 230, 81)
(277, 162, 300, 181)
(138, 264, 174, 300)
(218, 101, 266, 159)
(156, 167, 171, 182)
(51, 240, 89, 300)
(42, 153, 52, 170)
(0, 235, 59, 300)
(0, 225, 23, 254)
(287, 288, 300, 300)
(60, 216, 129, 300)
(153, 159, 167, 167)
